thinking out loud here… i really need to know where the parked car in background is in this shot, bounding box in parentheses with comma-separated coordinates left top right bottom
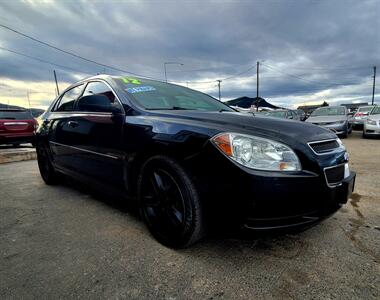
(262, 109, 301, 121)
(305, 106, 352, 138)
(0, 109, 36, 146)
(36, 75, 356, 248)
(351, 105, 375, 129)
(363, 106, 380, 138)
(229, 105, 251, 113)
(295, 109, 307, 121)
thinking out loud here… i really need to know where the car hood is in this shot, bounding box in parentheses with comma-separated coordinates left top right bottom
(306, 115, 347, 123)
(135, 110, 336, 146)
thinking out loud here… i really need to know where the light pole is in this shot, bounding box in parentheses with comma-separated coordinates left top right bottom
(217, 80, 222, 101)
(164, 62, 184, 82)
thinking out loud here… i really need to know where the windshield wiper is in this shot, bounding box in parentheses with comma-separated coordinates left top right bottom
(171, 106, 192, 110)
(147, 107, 192, 110)
(219, 109, 231, 112)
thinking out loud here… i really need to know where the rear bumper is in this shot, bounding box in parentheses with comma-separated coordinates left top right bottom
(0, 133, 35, 145)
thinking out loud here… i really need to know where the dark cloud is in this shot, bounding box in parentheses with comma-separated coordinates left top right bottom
(0, 0, 379, 107)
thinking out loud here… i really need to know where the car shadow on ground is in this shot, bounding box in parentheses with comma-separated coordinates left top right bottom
(58, 175, 311, 252)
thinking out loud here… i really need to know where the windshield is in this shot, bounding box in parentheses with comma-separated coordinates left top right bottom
(0, 110, 33, 120)
(116, 77, 234, 112)
(264, 110, 287, 118)
(311, 107, 345, 116)
(370, 106, 380, 115)
(358, 106, 373, 112)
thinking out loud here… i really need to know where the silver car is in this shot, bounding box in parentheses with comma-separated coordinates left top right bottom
(363, 106, 380, 138)
(306, 106, 352, 138)
(352, 105, 375, 129)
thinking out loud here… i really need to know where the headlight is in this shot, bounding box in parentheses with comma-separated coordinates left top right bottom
(211, 133, 301, 171)
(331, 121, 346, 125)
(367, 119, 377, 125)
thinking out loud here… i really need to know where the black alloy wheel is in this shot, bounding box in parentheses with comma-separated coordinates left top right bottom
(37, 145, 59, 185)
(138, 156, 204, 248)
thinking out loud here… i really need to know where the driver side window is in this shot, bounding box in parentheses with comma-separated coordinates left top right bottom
(77, 81, 122, 113)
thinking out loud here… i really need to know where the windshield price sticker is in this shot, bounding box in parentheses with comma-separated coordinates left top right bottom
(121, 77, 141, 85)
(126, 86, 156, 93)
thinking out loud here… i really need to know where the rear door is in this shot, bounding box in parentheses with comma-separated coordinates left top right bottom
(69, 81, 125, 187)
(48, 84, 85, 170)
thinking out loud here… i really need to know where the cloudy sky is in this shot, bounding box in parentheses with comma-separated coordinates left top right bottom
(0, 0, 379, 109)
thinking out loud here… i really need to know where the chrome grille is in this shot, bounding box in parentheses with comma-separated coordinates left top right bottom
(324, 164, 345, 186)
(308, 139, 340, 154)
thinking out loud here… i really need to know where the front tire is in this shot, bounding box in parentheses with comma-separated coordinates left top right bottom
(36, 145, 60, 185)
(137, 155, 204, 248)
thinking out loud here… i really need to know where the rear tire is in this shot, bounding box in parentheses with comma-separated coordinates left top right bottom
(137, 155, 205, 248)
(36, 145, 60, 185)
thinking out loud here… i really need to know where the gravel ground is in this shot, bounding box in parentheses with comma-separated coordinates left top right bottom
(0, 131, 379, 299)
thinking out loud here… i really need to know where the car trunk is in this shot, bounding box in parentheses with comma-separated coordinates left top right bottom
(0, 119, 35, 135)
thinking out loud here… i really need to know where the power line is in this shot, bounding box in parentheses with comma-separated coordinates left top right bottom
(261, 63, 366, 87)
(0, 23, 158, 80)
(174, 64, 257, 85)
(283, 65, 371, 71)
(0, 46, 93, 75)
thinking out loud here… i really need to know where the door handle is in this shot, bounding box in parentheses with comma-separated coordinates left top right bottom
(67, 121, 79, 128)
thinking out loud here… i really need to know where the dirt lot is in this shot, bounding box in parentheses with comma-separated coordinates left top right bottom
(0, 131, 379, 299)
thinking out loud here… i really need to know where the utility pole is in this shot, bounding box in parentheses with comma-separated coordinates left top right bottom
(217, 80, 222, 101)
(26, 91, 32, 114)
(256, 61, 260, 111)
(372, 66, 376, 105)
(53, 70, 60, 96)
(256, 61, 259, 98)
(164, 62, 184, 82)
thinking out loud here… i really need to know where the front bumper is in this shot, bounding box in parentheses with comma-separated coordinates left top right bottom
(364, 123, 380, 135)
(318, 124, 346, 135)
(189, 143, 354, 232)
(352, 118, 366, 126)
(243, 171, 356, 230)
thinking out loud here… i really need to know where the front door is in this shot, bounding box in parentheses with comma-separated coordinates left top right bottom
(70, 81, 125, 188)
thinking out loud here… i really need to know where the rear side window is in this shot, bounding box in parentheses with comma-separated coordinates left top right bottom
(0, 110, 33, 120)
(55, 85, 83, 112)
(77, 81, 122, 113)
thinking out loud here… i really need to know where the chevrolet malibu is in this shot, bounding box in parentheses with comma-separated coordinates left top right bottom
(363, 105, 380, 138)
(36, 75, 356, 248)
(306, 106, 352, 138)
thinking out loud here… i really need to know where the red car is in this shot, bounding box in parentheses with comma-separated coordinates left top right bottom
(0, 109, 36, 146)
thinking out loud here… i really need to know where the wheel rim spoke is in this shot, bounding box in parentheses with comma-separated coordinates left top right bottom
(142, 167, 186, 236)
